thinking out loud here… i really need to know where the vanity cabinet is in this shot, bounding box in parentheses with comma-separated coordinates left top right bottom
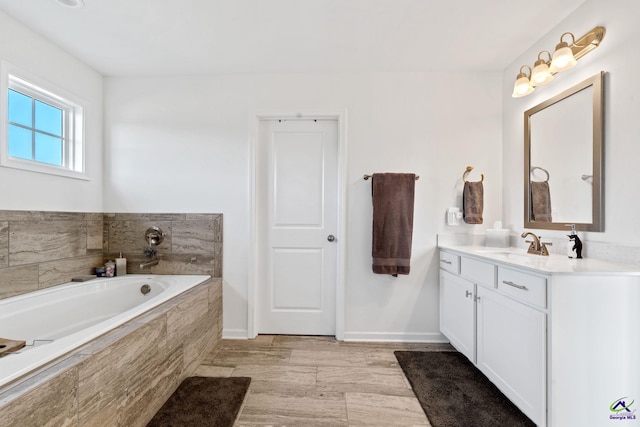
(476, 284, 546, 425)
(440, 250, 546, 426)
(439, 245, 640, 427)
(439, 270, 475, 362)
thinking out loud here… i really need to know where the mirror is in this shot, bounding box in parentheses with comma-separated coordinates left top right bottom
(524, 72, 604, 231)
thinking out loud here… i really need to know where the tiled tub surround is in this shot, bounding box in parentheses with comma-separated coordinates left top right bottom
(0, 211, 104, 300)
(0, 275, 211, 388)
(0, 211, 223, 300)
(103, 213, 222, 277)
(0, 210, 223, 424)
(0, 276, 222, 426)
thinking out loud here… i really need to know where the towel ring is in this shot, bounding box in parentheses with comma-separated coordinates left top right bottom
(462, 166, 484, 183)
(530, 166, 550, 182)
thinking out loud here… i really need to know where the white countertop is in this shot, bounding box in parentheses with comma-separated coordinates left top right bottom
(439, 244, 640, 275)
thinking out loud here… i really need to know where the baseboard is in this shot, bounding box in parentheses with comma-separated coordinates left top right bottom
(222, 328, 249, 339)
(221, 329, 449, 343)
(343, 331, 448, 343)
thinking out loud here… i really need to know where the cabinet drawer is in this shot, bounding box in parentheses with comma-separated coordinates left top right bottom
(439, 251, 460, 274)
(498, 267, 547, 308)
(461, 257, 496, 288)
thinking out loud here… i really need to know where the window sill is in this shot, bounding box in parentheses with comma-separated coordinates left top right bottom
(0, 157, 89, 181)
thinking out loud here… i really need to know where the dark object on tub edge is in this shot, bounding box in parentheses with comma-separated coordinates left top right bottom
(0, 338, 26, 356)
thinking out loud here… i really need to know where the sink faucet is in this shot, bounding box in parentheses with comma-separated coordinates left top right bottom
(521, 232, 540, 251)
(521, 232, 552, 256)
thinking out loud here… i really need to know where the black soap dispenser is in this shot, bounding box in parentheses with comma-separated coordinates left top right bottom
(567, 224, 583, 259)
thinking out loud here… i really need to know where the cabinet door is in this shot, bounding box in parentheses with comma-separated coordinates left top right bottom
(440, 270, 475, 363)
(476, 286, 546, 426)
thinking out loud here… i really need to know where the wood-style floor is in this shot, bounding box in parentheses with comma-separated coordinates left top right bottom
(194, 335, 455, 426)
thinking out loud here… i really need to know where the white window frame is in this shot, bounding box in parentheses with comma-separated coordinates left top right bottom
(1, 61, 87, 180)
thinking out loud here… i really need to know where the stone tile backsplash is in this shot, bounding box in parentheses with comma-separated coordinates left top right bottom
(0, 211, 103, 299)
(0, 210, 223, 300)
(103, 213, 222, 277)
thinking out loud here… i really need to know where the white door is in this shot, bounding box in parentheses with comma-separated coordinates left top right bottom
(257, 119, 338, 335)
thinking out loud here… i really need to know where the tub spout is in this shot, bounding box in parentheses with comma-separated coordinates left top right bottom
(139, 259, 159, 270)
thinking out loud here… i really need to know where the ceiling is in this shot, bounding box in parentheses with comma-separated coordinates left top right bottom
(0, 0, 586, 77)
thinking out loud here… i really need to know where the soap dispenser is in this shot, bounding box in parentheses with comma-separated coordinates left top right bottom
(567, 224, 583, 259)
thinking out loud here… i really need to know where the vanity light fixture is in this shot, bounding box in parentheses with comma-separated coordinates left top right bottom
(511, 26, 605, 98)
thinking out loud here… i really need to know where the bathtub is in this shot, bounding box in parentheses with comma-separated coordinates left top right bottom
(0, 274, 210, 389)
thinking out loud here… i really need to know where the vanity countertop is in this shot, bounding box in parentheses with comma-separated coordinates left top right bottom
(438, 244, 640, 275)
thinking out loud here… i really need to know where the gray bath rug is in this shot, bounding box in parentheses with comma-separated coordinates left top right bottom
(395, 351, 535, 427)
(147, 376, 251, 427)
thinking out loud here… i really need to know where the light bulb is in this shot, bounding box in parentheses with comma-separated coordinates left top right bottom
(531, 60, 553, 86)
(550, 43, 576, 73)
(512, 74, 534, 98)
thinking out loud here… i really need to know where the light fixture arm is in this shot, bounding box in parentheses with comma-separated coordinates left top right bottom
(536, 50, 552, 65)
(518, 65, 532, 78)
(558, 32, 576, 48)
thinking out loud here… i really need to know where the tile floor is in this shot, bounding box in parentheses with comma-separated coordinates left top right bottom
(194, 335, 455, 426)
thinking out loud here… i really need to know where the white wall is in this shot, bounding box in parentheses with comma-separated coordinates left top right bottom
(503, 0, 640, 247)
(104, 72, 503, 339)
(0, 10, 103, 212)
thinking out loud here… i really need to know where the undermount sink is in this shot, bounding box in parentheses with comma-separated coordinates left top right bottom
(474, 249, 517, 254)
(473, 249, 530, 258)
(497, 252, 531, 259)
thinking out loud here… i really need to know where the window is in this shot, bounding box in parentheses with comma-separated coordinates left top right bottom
(1, 65, 86, 179)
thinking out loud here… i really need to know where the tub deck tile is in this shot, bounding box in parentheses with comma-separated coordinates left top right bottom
(77, 319, 166, 424)
(0, 367, 78, 427)
(118, 347, 184, 427)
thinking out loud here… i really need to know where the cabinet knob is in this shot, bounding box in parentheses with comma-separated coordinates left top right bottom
(465, 290, 473, 298)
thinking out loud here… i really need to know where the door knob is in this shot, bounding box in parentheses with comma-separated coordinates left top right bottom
(327, 235, 336, 242)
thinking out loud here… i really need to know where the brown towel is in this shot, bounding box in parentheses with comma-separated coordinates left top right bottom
(371, 173, 415, 276)
(463, 181, 483, 224)
(531, 181, 552, 222)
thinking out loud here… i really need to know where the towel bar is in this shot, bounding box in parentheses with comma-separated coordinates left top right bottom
(363, 174, 419, 180)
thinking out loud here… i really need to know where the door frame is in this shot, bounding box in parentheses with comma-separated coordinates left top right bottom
(248, 110, 348, 340)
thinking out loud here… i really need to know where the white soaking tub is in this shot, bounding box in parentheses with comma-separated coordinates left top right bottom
(0, 274, 210, 388)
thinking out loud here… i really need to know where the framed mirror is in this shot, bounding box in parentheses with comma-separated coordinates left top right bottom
(524, 72, 604, 231)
